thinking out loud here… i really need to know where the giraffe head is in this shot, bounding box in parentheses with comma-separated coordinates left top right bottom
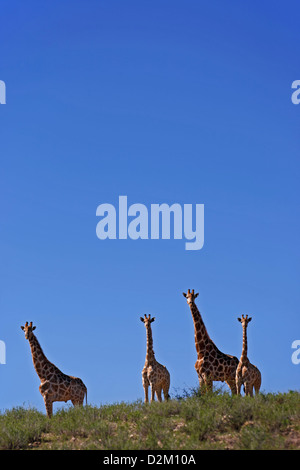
(140, 314, 155, 328)
(237, 314, 252, 327)
(21, 321, 36, 340)
(183, 289, 199, 305)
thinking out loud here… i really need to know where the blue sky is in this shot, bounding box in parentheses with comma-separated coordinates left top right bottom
(1, 1, 299, 413)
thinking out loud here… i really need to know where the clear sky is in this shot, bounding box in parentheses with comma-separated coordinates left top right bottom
(1, 1, 299, 413)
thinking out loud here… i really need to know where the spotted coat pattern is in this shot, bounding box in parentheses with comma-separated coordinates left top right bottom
(183, 289, 239, 394)
(140, 314, 170, 403)
(21, 322, 87, 417)
(236, 315, 261, 396)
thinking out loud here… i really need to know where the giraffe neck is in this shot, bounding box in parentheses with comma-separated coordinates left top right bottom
(241, 325, 248, 362)
(145, 326, 155, 364)
(28, 333, 53, 381)
(189, 301, 212, 357)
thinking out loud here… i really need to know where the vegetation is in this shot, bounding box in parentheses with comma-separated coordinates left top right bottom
(0, 389, 299, 450)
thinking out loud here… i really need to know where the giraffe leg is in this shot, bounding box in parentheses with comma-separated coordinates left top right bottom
(244, 382, 252, 396)
(143, 377, 149, 403)
(197, 371, 204, 389)
(200, 374, 212, 394)
(71, 399, 81, 407)
(81, 390, 87, 405)
(142, 371, 149, 403)
(235, 369, 243, 395)
(254, 381, 260, 396)
(254, 373, 261, 395)
(199, 379, 207, 394)
(76, 392, 85, 406)
(156, 386, 162, 403)
(143, 386, 149, 403)
(163, 383, 170, 401)
(40, 382, 53, 418)
(150, 384, 155, 403)
(236, 379, 242, 395)
(204, 377, 213, 393)
(226, 378, 237, 395)
(44, 397, 53, 418)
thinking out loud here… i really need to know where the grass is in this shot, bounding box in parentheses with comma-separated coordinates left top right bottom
(0, 389, 299, 450)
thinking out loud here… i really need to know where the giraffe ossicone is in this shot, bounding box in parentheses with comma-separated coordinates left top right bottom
(21, 321, 87, 417)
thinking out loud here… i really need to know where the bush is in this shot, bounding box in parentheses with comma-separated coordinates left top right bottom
(0, 391, 298, 450)
(0, 407, 48, 449)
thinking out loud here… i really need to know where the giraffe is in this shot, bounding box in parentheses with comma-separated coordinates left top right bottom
(140, 314, 170, 403)
(183, 289, 239, 394)
(21, 322, 87, 417)
(236, 315, 261, 396)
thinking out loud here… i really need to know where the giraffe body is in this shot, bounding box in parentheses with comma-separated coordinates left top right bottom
(183, 290, 239, 394)
(21, 322, 87, 417)
(236, 315, 261, 396)
(140, 314, 170, 403)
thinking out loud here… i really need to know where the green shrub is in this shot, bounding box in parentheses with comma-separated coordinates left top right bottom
(0, 391, 298, 450)
(0, 407, 48, 449)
